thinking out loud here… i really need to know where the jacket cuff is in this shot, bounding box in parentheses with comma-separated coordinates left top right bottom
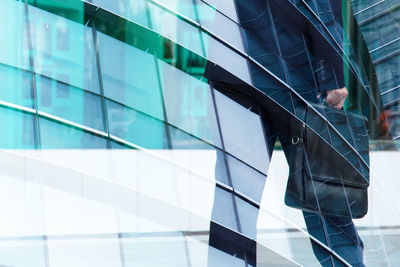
(315, 56, 345, 91)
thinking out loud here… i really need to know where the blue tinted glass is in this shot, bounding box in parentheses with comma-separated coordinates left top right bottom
(215, 150, 230, 185)
(196, 0, 244, 51)
(0, 1, 30, 71)
(97, 32, 164, 121)
(202, 33, 252, 84)
(110, 141, 131, 149)
(161, 0, 197, 20)
(211, 187, 239, 232)
(214, 90, 269, 173)
(227, 155, 267, 203)
(29, 5, 100, 94)
(36, 75, 104, 131)
(148, 2, 204, 57)
(0, 107, 35, 149)
(158, 59, 221, 148)
(202, 0, 239, 22)
(39, 118, 107, 149)
(93, 0, 149, 27)
(0, 65, 33, 108)
(235, 196, 258, 239)
(169, 126, 215, 149)
(106, 100, 168, 149)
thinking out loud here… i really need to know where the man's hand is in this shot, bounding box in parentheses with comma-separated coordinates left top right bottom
(326, 87, 348, 109)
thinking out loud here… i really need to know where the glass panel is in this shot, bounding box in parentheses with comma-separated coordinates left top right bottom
(196, 0, 244, 51)
(158, 59, 221, 147)
(214, 90, 269, 173)
(169, 126, 214, 149)
(97, 31, 165, 121)
(202, 0, 239, 22)
(110, 141, 130, 149)
(166, 127, 230, 185)
(29, 5, 100, 94)
(211, 187, 239, 232)
(39, 118, 107, 149)
(0, 65, 33, 108)
(202, 32, 252, 85)
(106, 100, 168, 149)
(235, 196, 258, 239)
(148, 2, 204, 57)
(0, 107, 35, 149)
(227, 155, 267, 203)
(160, 0, 197, 21)
(257, 207, 331, 267)
(0, 0, 30, 71)
(92, 0, 149, 27)
(36, 75, 104, 131)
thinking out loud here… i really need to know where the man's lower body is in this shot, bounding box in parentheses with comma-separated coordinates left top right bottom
(303, 211, 365, 267)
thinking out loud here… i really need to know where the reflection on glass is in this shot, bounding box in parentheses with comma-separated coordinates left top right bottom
(160, 0, 197, 21)
(36, 75, 104, 131)
(227, 155, 267, 203)
(158, 59, 221, 148)
(29, 5, 100, 94)
(271, 10, 317, 102)
(39, 118, 107, 149)
(214, 90, 269, 173)
(0, 107, 35, 149)
(106, 99, 168, 149)
(110, 141, 130, 149)
(202, 32, 252, 84)
(235, 196, 258, 239)
(97, 31, 165, 121)
(211, 187, 239, 232)
(169, 126, 215, 149)
(93, 0, 149, 27)
(196, 0, 244, 51)
(165, 129, 230, 185)
(148, 2, 204, 57)
(257, 206, 330, 267)
(0, 65, 33, 108)
(202, 0, 239, 22)
(0, 0, 30, 71)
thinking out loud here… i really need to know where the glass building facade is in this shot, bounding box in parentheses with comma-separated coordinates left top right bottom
(0, 0, 400, 266)
(352, 0, 400, 141)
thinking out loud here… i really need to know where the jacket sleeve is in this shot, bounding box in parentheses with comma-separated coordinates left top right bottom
(310, 0, 345, 91)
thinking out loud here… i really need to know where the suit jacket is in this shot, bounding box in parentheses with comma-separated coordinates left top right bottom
(233, 0, 370, 214)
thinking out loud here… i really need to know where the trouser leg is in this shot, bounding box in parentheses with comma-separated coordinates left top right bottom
(303, 211, 365, 267)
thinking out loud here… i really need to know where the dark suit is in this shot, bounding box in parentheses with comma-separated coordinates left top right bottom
(208, 0, 366, 266)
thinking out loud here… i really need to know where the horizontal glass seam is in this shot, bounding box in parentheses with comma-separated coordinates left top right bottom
(37, 110, 108, 138)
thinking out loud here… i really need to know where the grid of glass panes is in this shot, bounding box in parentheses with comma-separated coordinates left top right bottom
(0, 1, 375, 266)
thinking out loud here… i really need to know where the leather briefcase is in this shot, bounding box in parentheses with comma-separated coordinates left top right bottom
(284, 105, 369, 218)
